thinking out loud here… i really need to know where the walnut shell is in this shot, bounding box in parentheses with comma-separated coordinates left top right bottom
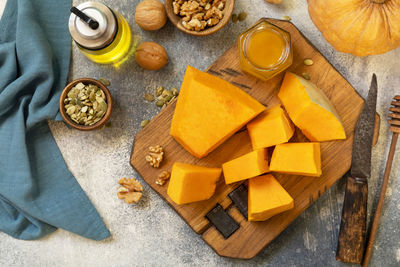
(135, 0, 167, 31)
(135, 42, 168, 70)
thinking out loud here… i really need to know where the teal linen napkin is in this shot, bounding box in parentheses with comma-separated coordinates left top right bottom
(0, 0, 111, 240)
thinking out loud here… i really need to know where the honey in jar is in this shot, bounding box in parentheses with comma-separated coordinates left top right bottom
(69, 2, 134, 67)
(238, 19, 293, 81)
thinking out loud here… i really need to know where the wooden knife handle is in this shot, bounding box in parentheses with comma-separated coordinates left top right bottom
(336, 176, 368, 263)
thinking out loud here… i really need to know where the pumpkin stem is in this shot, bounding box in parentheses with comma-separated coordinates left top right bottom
(371, 0, 386, 3)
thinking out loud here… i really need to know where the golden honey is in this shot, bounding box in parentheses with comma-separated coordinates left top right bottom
(238, 20, 293, 81)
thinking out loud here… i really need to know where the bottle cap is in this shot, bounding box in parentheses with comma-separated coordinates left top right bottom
(69, 2, 117, 50)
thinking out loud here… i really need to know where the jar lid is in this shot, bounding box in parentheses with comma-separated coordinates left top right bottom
(69, 2, 116, 50)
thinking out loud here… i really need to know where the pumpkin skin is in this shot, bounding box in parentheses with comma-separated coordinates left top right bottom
(308, 0, 400, 56)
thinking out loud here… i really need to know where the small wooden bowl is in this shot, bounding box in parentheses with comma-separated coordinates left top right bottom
(164, 0, 235, 36)
(59, 78, 113, 131)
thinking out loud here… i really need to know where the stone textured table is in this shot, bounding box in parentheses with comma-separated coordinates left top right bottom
(1, 0, 399, 266)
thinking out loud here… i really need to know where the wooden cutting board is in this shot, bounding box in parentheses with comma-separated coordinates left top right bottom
(130, 19, 365, 259)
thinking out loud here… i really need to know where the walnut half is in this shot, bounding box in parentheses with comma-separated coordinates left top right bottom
(155, 170, 171, 186)
(117, 178, 143, 204)
(145, 145, 164, 168)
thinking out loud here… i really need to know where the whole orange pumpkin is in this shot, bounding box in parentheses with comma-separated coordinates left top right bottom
(308, 0, 400, 56)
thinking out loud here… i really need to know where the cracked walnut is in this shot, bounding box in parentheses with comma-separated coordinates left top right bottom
(117, 178, 143, 204)
(173, 0, 226, 32)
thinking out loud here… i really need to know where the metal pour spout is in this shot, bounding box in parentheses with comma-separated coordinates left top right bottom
(70, 6, 99, 30)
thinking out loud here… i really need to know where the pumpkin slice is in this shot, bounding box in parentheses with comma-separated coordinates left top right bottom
(170, 66, 266, 158)
(247, 105, 295, 149)
(167, 162, 221, 205)
(222, 149, 269, 184)
(270, 142, 321, 177)
(278, 72, 346, 142)
(248, 174, 294, 222)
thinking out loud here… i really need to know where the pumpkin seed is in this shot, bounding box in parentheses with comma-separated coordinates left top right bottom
(238, 12, 247, 21)
(96, 111, 105, 118)
(161, 89, 172, 98)
(105, 122, 112, 128)
(303, 59, 314, 66)
(141, 119, 150, 127)
(283, 15, 291, 21)
(164, 94, 173, 103)
(144, 93, 155, 102)
(155, 86, 164, 96)
(63, 82, 108, 126)
(67, 90, 78, 99)
(99, 101, 107, 112)
(96, 96, 105, 103)
(156, 99, 165, 107)
(171, 88, 179, 96)
(302, 72, 311, 80)
(66, 106, 76, 115)
(232, 14, 238, 23)
(89, 91, 96, 102)
(75, 82, 85, 90)
(98, 78, 110, 86)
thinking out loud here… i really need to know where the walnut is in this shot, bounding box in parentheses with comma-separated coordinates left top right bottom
(173, 0, 224, 32)
(119, 177, 143, 191)
(192, 13, 204, 21)
(207, 18, 219, 26)
(145, 145, 164, 167)
(205, 7, 222, 20)
(135, 0, 167, 31)
(117, 178, 143, 204)
(182, 15, 191, 22)
(155, 170, 170, 186)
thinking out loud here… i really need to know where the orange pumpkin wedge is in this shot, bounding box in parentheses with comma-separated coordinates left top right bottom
(247, 105, 295, 149)
(248, 174, 294, 221)
(222, 149, 269, 184)
(278, 72, 346, 142)
(167, 162, 221, 205)
(170, 66, 266, 158)
(270, 142, 322, 177)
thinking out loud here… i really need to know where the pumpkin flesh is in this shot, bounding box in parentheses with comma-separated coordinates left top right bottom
(167, 162, 222, 204)
(222, 149, 269, 184)
(248, 174, 294, 221)
(170, 66, 265, 158)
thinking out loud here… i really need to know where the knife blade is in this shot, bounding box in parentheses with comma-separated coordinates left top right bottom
(350, 74, 378, 178)
(336, 74, 378, 263)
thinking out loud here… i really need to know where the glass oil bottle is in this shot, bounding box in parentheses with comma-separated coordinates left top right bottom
(69, 2, 134, 67)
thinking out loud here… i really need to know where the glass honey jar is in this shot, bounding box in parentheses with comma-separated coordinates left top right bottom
(238, 19, 293, 81)
(69, 2, 133, 67)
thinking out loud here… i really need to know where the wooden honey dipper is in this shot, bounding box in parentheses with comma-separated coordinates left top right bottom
(362, 95, 400, 266)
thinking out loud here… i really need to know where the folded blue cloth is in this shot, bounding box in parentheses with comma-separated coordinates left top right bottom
(0, 0, 110, 240)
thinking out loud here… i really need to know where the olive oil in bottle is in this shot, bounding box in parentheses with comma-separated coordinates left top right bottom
(69, 2, 134, 67)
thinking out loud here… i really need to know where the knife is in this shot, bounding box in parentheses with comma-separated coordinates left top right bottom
(336, 74, 378, 263)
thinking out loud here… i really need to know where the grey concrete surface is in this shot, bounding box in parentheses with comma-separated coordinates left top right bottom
(1, 0, 400, 266)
